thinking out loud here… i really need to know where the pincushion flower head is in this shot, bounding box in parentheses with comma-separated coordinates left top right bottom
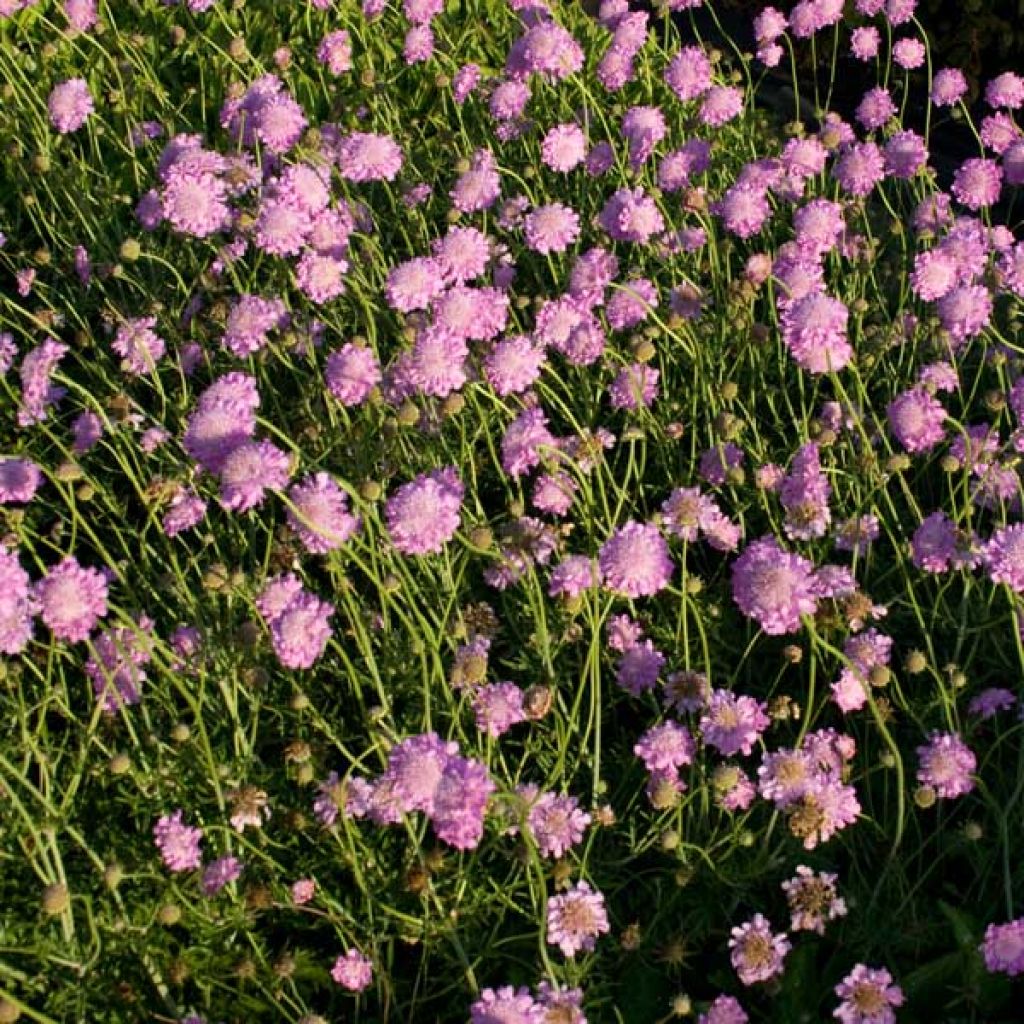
(332, 949, 372, 992)
(218, 440, 292, 513)
(526, 791, 591, 858)
(153, 810, 203, 872)
(0, 457, 41, 505)
(781, 292, 852, 374)
(523, 202, 580, 254)
(980, 918, 1024, 976)
(0, 546, 37, 656)
(48, 78, 93, 133)
(700, 690, 770, 757)
(257, 575, 335, 670)
(887, 387, 946, 454)
(325, 343, 381, 406)
(470, 987, 545, 1024)
(728, 914, 790, 985)
(385, 467, 463, 556)
(547, 880, 610, 957)
(286, 473, 360, 554)
(35, 557, 108, 643)
(916, 731, 976, 799)
(699, 995, 749, 1024)
(782, 866, 847, 934)
(336, 132, 403, 182)
(599, 521, 673, 598)
(731, 537, 818, 635)
(833, 964, 903, 1024)
(541, 122, 587, 173)
(429, 754, 494, 849)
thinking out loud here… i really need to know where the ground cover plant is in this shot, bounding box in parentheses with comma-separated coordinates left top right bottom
(1, 0, 1024, 1020)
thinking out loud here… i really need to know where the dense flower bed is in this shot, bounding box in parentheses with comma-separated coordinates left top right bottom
(0, 0, 1023, 1021)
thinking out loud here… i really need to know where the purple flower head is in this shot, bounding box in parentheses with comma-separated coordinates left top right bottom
(430, 754, 494, 849)
(336, 132, 403, 182)
(699, 995, 749, 1024)
(541, 122, 587, 173)
(331, 949, 372, 992)
(781, 292, 852, 374)
(501, 407, 556, 477)
(887, 387, 946, 453)
(470, 987, 544, 1024)
(35, 557, 108, 643)
(980, 918, 1024, 976)
(0, 546, 37, 655)
(635, 721, 695, 776)
(112, 317, 165, 376)
(18, 337, 68, 427)
(385, 732, 455, 814)
(0, 458, 41, 504)
(523, 202, 580, 254)
(286, 473, 360, 554)
(834, 964, 904, 1024)
(599, 521, 673, 598)
(731, 537, 818, 635)
(729, 914, 790, 985)
(385, 467, 463, 555)
(700, 690, 770, 756)
(526, 791, 591, 858)
(325, 343, 381, 407)
(154, 810, 202, 872)
(547, 880, 609, 957)
(916, 731, 976, 798)
(782, 866, 847, 934)
(484, 335, 546, 396)
(48, 78, 93, 133)
(201, 856, 242, 896)
(598, 187, 664, 243)
(952, 158, 1002, 210)
(218, 440, 291, 513)
(473, 682, 526, 738)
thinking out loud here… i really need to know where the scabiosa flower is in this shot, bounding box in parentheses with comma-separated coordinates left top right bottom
(63, 0, 97, 31)
(0, 546, 37, 655)
(911, 511, 967, 572)
(833, 142, 885, 197)
(218, 440, 291, 513)
(980, 112, 1020, 154)
(969, 687, 1016, 718)
(856, 87, 897, 131)
(472, 681, 526, 738)
(336, 132, 403, 182)
(162, 488, 207, 538)
(48, 78, 93, 133)
(523, 202, 581, 254)
(930, 67, 968, 107)
(980, 918, 1024, 976)
(254, 198, 312, 256)
(700, 442, 744, 486)
(450, 148, 501, 211)
(547, 881, 609, 958)
(887, 387, 946, 453)
(936, 284, 992, 345)
(528, 552, 585, 602)
(635, 721, 695, 776)
(609, 363, 659, 411)
(916, 731, 976, 799)
(850, 26, 880, 60)
(986, 71, 1024, 110)
(470, 987, 544, 1024)
(700, 86, 743, 126)
(430, 754, 494, 849)
(452, 63, 480, 103)
(259, 579, 335, 670)
(541, 122, 587, 172)
(404, 24, 434, 63)
(599, 521, 673, 598)
(153, 810, 203, 872)
(384, 732, 454, 814)
(700, 690, 770, 757)
(782, 866, 847, 934)
(716, 186, 772, 240)
(728, 914, 790, 986)
(324, 343, 381, 407)
(484, 335, 545, 395)
(201, 856, 242, 896)
(69, 410, 103, 454)
(221, 295, 288, 358)
(509, 20, 584, 80)
(699, 995, 749, 1024)
(386, 467, 463, 555)
(18, 337, 68, 427)
(598, 187, 664, 243)
(781, 292, 852, 374)
(622, 105, 667, 167)
(332, 949, 372, 992)
(834, 964, 904, 1024)
(985, 522, 1024, 591)
(910, 248, 958, 300)
(286, 473, 360, 554)
(501, 407, 556, 477)
(731, 537, 818, 635)
(952, 158, 1002, 210)
(317, 29, 352, 74)
(0, 457, 41, 504)
(527, 791, 591, 858)
(664, 45, 712, 102)
(110, 317, 165, 376)
(35, 557, 108, 643)
(86, 617, 155, 711)
(781, 442, 831, 540)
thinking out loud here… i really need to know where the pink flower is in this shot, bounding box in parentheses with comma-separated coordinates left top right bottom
(331, 949, 372, 992)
